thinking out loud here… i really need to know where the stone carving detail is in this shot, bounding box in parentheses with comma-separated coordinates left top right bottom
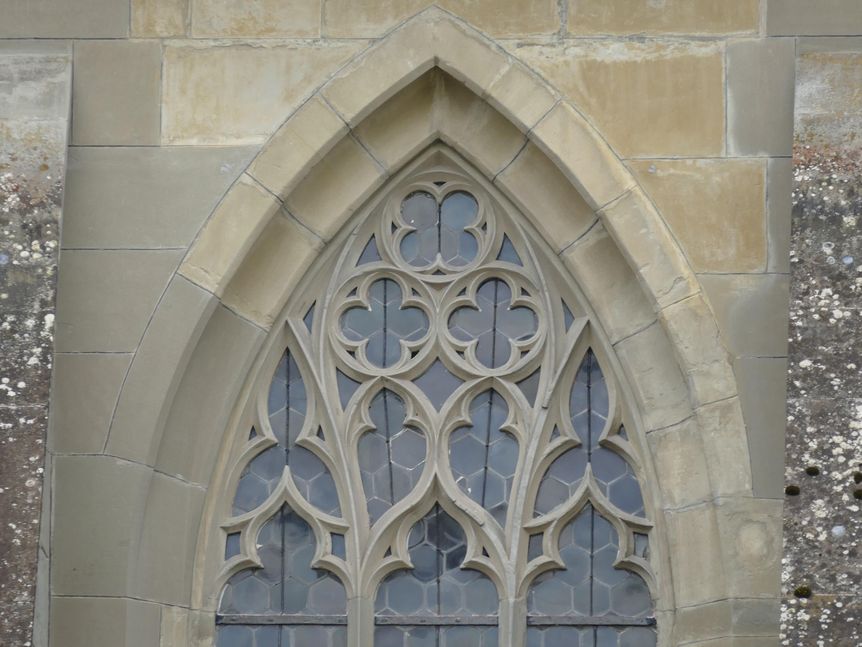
(215, 160, 656, 646)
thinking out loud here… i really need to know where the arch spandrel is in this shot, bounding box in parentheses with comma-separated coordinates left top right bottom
(104, 8, 768, 646)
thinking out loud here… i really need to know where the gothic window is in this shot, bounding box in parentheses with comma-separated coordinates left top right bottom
(215, 155, 657, 647)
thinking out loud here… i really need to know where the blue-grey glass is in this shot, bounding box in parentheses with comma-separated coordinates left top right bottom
(528, 505, 651, 621)
(336, 370, 360, 409)
(570, 351, 608, 451)
(284, 625, 348, 647)
(448, 279, 537, 368)
(439, 192, 479, 266)
(226, 532, 241, 560)
(442, 626, 498, 647)
(358, 235, 381, 265)
(449, 390, 518, 526)
(399, 191, 479, 268)
(219, 505, 347, 617)
(217, 625, 280, 647)
(591, 449, 645, 518)
(496, 234, 522, 266)
(526, 627, 593, 647)
(634, 533, 649, 560)
(517, 369, 541, 406)
(359, 390, 426, 524)
(413, 359, 463, 409)
(562, 300, 575, 332)
(528, 534, 544, 561)
(374, 626, 436, 647)
(233, 352, 340, 517)
(341, 279, 428, 368)
(596, 627, 656, 647)
(533, 446, 587, 516)
(399, 192, 440, 267)
(331, 533, 346, 560)
(304, 303, 315, 333)
(376, 506, 498, 618)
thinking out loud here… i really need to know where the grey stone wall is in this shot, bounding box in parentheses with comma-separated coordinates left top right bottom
(783, 39, 862, 647)
(0, 42, 71, 645)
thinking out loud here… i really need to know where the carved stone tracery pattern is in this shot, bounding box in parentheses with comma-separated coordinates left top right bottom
(215, 156, 657, 647)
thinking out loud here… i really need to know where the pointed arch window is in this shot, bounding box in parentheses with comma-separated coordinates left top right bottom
(215, 150, 657, 647)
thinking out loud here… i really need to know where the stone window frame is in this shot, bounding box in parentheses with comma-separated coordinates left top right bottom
(71, 9, 778, 647)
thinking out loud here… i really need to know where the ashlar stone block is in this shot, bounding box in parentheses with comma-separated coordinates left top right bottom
(665, 504, 728, 606)
(647, 418, 712, 510)
(767, 0, 862, 36)
(0, 0, 129, 37)
(72, 41, 161, 145)
(517, 41, 725, 158)
(192, 0, 321, 37)
(50, 596, 160, 647)
(132, 0, 188, 36)
(162, 41, 362, 145)
(767, 157, 792, 274)
(630, 159, 767, 273)
(696, 398, 754, 497)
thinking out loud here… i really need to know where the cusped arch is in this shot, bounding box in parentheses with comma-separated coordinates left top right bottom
(107, 8, 772, 647)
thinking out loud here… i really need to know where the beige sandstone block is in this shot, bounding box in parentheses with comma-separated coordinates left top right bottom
(519, 42, 725, 158)
(568, 0, 760, 36)
(716, 498, 782, 597)
(163, 41, 362, 145)
(484, 61, 557, 133)
(647, 418, 712, 510)
(630, 159, 767, 273)
(181, 174, 282, 296)
(699, 273, 790, 358)
(614, 323, 692, 431)
(696, 398, 754, 497)
(192, 0, 321, 37)
(0, 0, 128, 37)
(323, 0, 559, 39)
(660, 294, 736, 407)
(767, 158, 792, 273)
(434, 16, 510, 97)
(51, 353, 132, 454)
(561, 223, 656, 343)
(50, 596, 160, 647)
(222, 213, 324, 328)
(249, 96, 348, 200)
(673, 600, 733, 644)
(530, 102, 636, 210)
(665, 505, 727, 606)
(107, 276, 217, 465)
(599, 188, 698, 309)
(132, 0, 188, 37)
(767, 0, 862, 35)
(160, 606, 190, 647)
(52, 455, 151, 596)
(55, 249, 183, 353)
(285, 135, 386, 241)
(72, 40, 161, 145)
(156, 306, 264, 485)
(496, 142, 596, 253)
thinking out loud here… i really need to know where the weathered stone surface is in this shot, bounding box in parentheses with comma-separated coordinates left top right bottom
(162, 41, 362, 144)
(700, 273, 790, 359)
(631, 159, 767, 273)
(0, 48, 70, 646)
(516, 42, 725, 158)
(0, 0, 129, 37)
(323, 0, 560, 38)
(767, 0, 862, 35)
(132, 0, 189, 36)
(727, 38, 796, 157)
(568, 0, 760, 35)
(192, 0, 321, 37)
(647, 418, 712, 510)
(50, 596, 161, 647)
(71, 41, 162, 146)
(768, 157, 793, 274)
(54, 249, 183, 353)
(63, 146, 254, 250)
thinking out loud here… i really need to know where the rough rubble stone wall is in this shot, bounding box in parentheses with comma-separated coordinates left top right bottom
(0, 0, 858, 645)
(782, 40, 862, 647)
(0, 43, 71, 646)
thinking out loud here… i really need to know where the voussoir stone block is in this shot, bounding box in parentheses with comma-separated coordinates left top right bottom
(518, 42, 725, 158)
(561, 223, 656, 344)
(648, 418, 713, 510)
(284, 135, 386, 241)
(50, 353, 132, 454)
(630, 159, 767, 273)
(614, 323, 692, 431)
(568, 0, 760, 36)
(63, 146, 255, 249)
(531, 102, 636, 211)
(50, 596, 160, 647)
(72, 40, 161, 145)
(55, 249, 183, 353)
(249, 96, 348, 200)
(323, 0, 559, 39)
(666, 504, 728, 606)
(132, 0, 188, 36)
(181, 174, 283, 296)
(222, 212, 324, 329)
(192, 0, 321, 37)
(434, 16, 510, 97)
(599, 188, 698, 309)
(163, 41, 362, 145)
(696, 398, 754, 497)
(495, 142, 596, 253)
(660, 294, 736, 407)
(483, 61, 557, 133)
(715, 497, 782, 597)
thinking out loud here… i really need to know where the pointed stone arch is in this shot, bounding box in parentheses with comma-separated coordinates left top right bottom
(75, 8, 780, 647)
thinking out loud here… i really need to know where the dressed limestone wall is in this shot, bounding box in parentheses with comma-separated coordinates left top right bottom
(0, 1, 858, 646)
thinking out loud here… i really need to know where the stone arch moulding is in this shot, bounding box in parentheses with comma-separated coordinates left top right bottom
(80, 7, 780, 647)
